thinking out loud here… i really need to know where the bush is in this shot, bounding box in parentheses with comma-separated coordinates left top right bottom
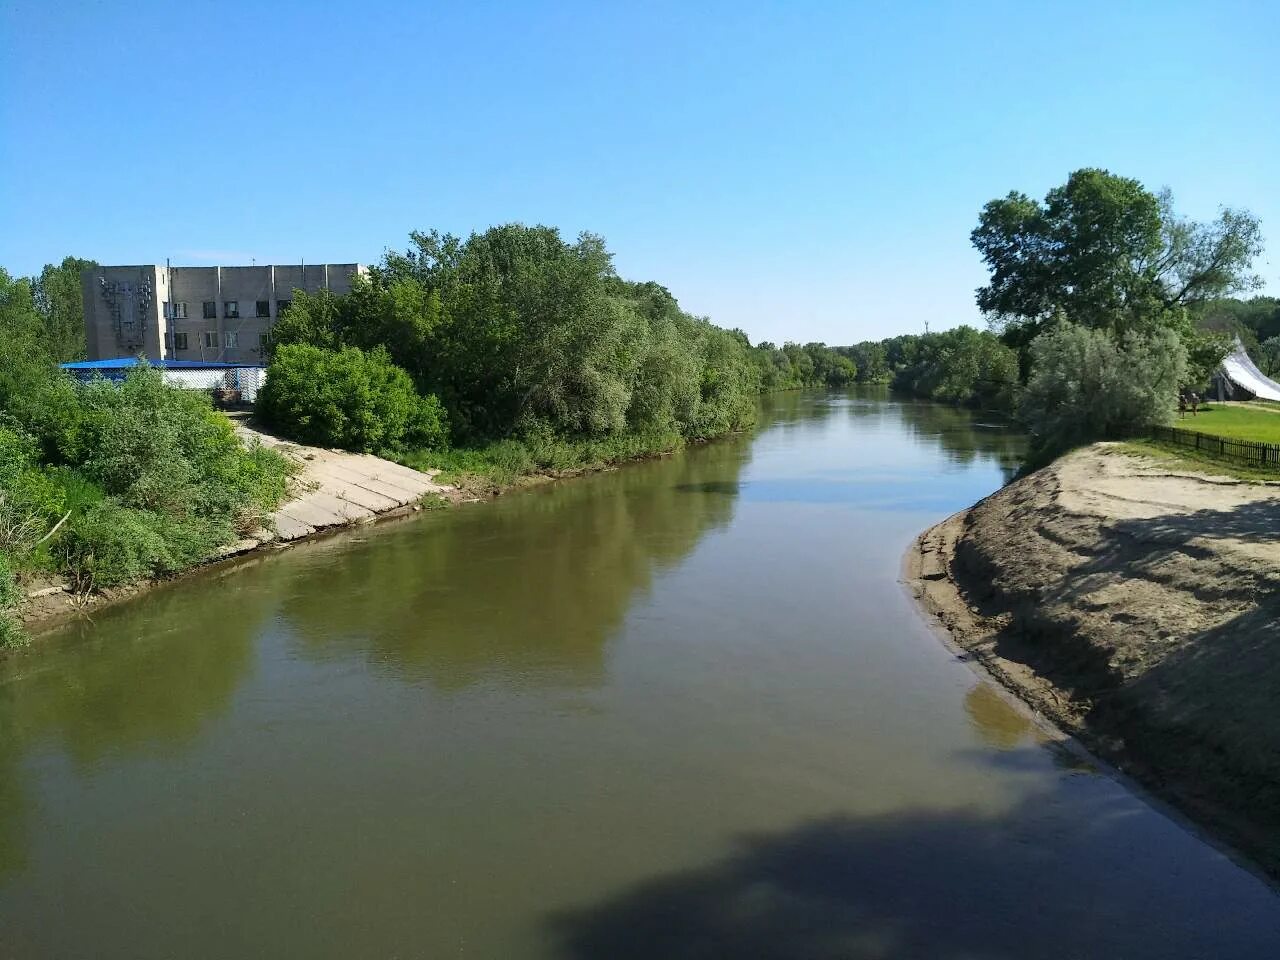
(54, 501, 229, 591)
(0, 553, 23, 647)
(258, 344, 448, 454)
(2, 366, 294, 604)
(1018, 321, 1186, 453)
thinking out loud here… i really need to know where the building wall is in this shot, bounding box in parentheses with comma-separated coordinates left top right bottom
(82, 263, 365, 362)
(82, 265, 167, 362)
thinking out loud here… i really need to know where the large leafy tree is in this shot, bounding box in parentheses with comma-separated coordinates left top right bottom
(972, 169, 1262, 339)
(31, 256, 97, 361)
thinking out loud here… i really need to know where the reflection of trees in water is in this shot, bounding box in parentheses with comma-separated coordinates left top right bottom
(0, 582, 272, 879)
(279, 435, 752, 690)
(893, 397, 1026, 476)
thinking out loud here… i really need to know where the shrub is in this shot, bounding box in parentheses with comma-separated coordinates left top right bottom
(258, 343, 448, 454)
(54, 501, 228, 591)
(0, 555, 23, 647)
(1018, 321, 1186, 453)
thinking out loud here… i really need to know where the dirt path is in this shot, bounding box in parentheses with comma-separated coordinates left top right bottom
(906, 444, 1280, 879)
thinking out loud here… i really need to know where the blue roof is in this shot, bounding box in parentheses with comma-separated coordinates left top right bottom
(62, 358, 265, 370)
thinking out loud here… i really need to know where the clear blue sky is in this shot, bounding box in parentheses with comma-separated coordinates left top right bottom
(2, 0, 1276, 344)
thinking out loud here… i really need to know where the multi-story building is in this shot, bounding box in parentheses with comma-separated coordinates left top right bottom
(81, 263, 366, 363)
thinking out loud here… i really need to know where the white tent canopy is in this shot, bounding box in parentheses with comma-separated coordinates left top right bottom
(1219, 338, 1280, 402)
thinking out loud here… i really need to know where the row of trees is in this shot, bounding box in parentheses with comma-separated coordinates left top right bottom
(262, 226, 761, 452)
(836, 169, 1264, 453)
(749, 341, 858, 392)
(838, 328, 1020, 411)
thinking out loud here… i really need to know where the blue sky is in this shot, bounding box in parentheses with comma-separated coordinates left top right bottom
(2, 0, 1276, 344)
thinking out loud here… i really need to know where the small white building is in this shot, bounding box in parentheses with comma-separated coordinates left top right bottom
(61, 358, 267, 404)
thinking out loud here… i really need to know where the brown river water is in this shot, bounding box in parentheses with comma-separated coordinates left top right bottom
(1, 390, 1278, 958)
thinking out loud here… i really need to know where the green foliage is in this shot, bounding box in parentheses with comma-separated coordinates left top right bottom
(1257, 336, 1280, 377)
(749, 341, 857, 392)
(54, 501, 229, 591)
(402, 427, 684, 488)
(31, 256, 96, 362)
(1182, 329, 1231, 391)
(972, 169, 1262, 339)
(1018, 322, 1186, 453)
(0, 269, 61, 423)
(0, 554, 23, 648)
(1191, 296, 1280, 359)
(0, 365, 293, 631)
(841, 342, 890, 383)
(258, 343, 448, 454)
(834, 328, 1019, 412)
(268, 225, 760, 446)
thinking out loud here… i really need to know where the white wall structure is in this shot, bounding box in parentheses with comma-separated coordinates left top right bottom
(1219, 339, 1280, 402)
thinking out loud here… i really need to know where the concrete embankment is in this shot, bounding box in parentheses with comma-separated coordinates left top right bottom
(906, 444, 1280, 877)
(225, 420, 453, 548)
(21, 421, 453, 628)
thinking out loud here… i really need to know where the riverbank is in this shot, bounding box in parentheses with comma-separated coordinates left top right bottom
(16, 421, 454, 634)
(14, 422, 707, 637)
(906, 443, 1280, 879)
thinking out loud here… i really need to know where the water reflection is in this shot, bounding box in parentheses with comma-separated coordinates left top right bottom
(894, 398, 1025, 479)
(963, 682, 1037, 750)
(278, 435, 751, 689)
(0, 581, 273, 879)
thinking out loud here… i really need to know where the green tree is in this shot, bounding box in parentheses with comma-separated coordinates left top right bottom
(258, 343, 448, 454)
(1257, 336, 1280, 377)
(973, 169, 1262, 338)
(1018, 322, 1186, 453)
(31, 256, 97, 361)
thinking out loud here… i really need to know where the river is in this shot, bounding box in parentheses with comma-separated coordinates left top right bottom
(1, 390, 1278, 958)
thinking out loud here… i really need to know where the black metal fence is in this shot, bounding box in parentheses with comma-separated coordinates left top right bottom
(1150, 425, 1280, 468)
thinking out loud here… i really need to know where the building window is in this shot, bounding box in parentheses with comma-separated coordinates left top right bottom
(224, 301, 239, 319)
(203, 331, 218, 349)
(174, 301, 188, 319)
(259, 332, 271, 350)
(203, 301, 216, 319)
(256, 300, 270, 318)
(276, 299, 292, 314)
(224, 331, 238, 348)
(173, 332, 189, 351)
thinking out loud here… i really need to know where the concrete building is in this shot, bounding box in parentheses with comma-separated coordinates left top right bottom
(81, 263, 366, 363)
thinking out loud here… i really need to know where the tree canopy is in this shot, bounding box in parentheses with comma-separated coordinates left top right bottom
(972, 168, 1262, 339)
(271, 225, 760, 444)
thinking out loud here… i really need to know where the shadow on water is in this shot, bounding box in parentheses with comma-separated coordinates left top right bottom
(548, 784, 1280, 960)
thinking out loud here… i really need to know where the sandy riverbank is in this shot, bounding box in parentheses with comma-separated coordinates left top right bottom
(906, 444, 1280, 879)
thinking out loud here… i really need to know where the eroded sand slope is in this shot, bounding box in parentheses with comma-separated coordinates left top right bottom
(909, 445, 1280, 874)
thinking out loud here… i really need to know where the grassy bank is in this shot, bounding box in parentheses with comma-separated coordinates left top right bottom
(398, 428, 688, 492)
(1, 369, 294, 648)
(1115, 439, 1280, 483)
(1173, 402, 1280, 443)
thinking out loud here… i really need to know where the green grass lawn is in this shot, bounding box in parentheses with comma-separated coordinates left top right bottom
(1172, 402, 1280, 443)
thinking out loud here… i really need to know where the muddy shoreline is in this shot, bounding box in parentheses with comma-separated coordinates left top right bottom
(905, 445, 1280, 882)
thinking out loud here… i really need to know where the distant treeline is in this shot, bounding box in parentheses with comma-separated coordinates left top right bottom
(839, 328, 1019, 412)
